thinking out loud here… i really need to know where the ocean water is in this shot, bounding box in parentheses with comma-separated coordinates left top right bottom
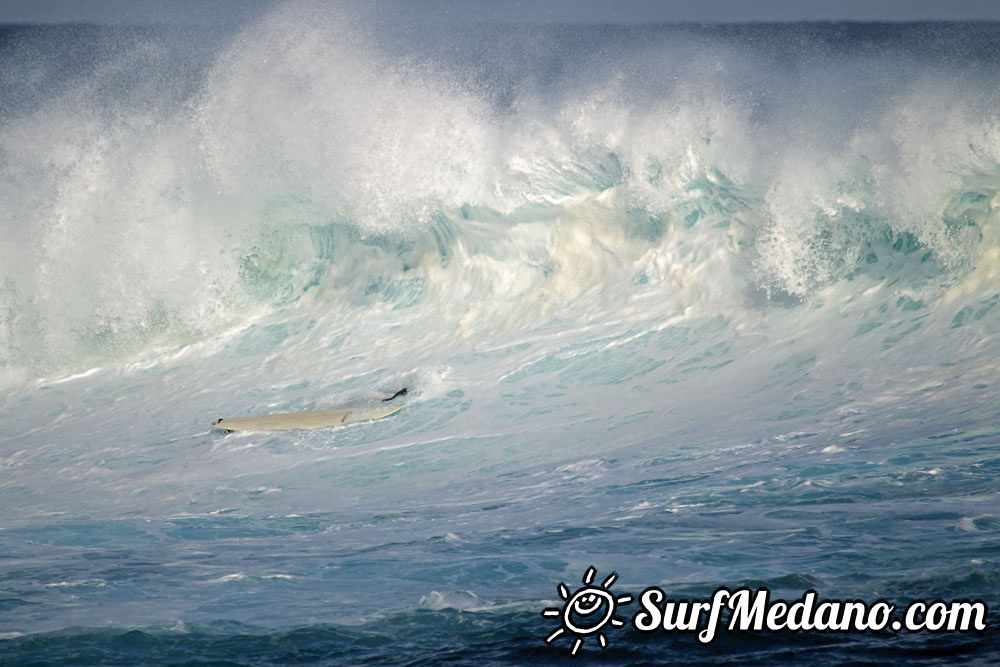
(1, 8, 999, 664)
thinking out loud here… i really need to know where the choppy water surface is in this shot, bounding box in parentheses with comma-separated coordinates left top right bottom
(1, 9, 999, 663)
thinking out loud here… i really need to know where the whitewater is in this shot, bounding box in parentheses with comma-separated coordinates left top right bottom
(1, 6, 999, 663)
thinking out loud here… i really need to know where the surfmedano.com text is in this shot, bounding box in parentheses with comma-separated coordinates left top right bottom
(633, 587, 988, 643)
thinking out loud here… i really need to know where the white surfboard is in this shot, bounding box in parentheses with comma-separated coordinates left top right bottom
(212, 403, 404, 432)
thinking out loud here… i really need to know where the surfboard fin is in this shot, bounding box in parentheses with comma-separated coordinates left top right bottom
(382, 388, 408, 402)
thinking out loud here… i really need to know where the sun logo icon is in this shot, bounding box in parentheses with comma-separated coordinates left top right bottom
(541, 566, 633, 655)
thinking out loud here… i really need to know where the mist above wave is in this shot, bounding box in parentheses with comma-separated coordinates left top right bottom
(1, 7, 998, 381)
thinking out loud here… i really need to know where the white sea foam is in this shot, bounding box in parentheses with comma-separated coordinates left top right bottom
(1, 4, 997, 384)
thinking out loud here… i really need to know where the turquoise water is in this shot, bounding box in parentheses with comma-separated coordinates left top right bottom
(1, 11, 999, 664)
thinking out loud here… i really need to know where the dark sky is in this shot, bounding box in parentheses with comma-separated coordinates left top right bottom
(3, 0, 1000, 25)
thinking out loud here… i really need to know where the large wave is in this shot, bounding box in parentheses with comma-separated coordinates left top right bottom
(1, 6, 999, 384)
